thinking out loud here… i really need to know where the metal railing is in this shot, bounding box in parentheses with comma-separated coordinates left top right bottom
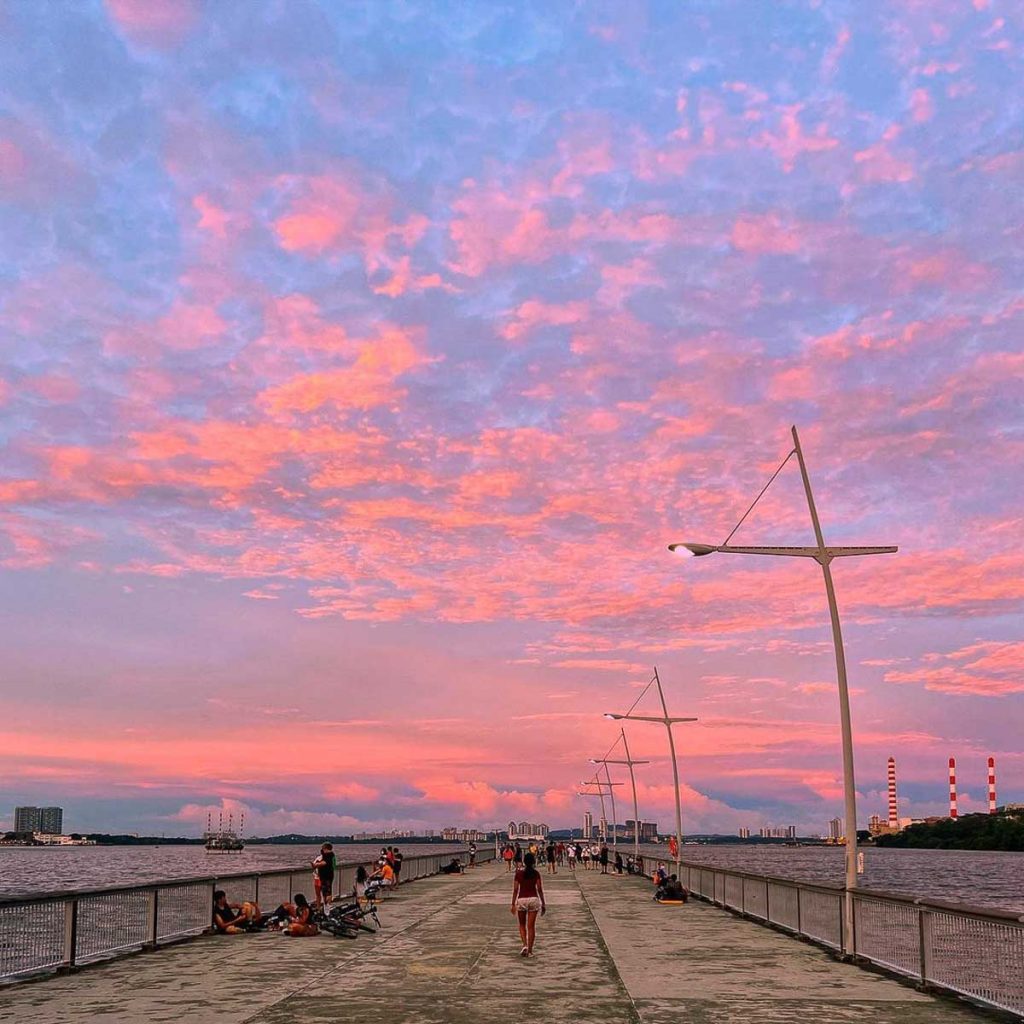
(0, 847, 494, 983)
(676, 859, 1024, 1018)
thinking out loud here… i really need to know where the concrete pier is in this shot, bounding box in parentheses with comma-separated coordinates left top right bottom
(0, 862, 989, 1023)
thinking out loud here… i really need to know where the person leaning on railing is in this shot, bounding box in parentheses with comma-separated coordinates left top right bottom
(212, 890, 261, 934)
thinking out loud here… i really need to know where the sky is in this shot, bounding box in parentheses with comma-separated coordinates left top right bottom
(1, 0, 1022, 839)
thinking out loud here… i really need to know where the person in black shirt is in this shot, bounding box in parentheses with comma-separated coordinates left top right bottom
(312, 843, 336, 909)
(392, 847, 403, 886)
(212, 890, 261, 934)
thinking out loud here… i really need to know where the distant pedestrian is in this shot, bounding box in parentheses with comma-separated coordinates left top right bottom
(514, 842, 523, 867)
(566, 843, 576, 870)
(545, 841, 556, 874)
(614, 851, 623, 875)
(392, 847, 403, 886)
(503, 843, 515, 872)
(599, 843, 609, 874)
(311, 843, 336, 909)
(511, 852, 546, 957)
(469, 842, 477, 867)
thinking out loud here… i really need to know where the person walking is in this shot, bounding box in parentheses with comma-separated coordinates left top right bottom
(511, 852, 546, 957)
(503, 843, 515, 872)
(545, 840, 556, 874)
(566, 842, 576, 871)
(599, 842, 610, 875)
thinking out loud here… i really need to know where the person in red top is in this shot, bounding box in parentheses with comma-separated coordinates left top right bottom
(511, 852, 546, 957)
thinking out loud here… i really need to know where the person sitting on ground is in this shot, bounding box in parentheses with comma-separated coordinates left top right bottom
(285, 893, 318, 936)
(353, 865, 369, 902)
(635, 854, 645, 876)
(212, 890, 261, 934)
(654, 874, 688, 903)
(441, 856, 464, 874)
(653, 863, 668, 887)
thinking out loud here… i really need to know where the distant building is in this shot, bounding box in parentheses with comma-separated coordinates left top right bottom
(15, 806, 63, 835)
(507, 822, 549, 840)
(739, 826, 750, 839)
(583, 811, 593, 839)
(828, 817, 843, 841)
(785, 825, 797, 840)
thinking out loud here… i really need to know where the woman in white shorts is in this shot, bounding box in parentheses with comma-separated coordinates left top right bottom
(511, 852, 546, 956)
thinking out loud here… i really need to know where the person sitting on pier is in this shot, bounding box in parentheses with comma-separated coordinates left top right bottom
(285, 893, 318, 936)
(440, 856, 464, 874)
(654, 874, 688, 903)
(370, 858, 396, 889)
(212, 890, 261, 934)
(353, 865, 369, 902)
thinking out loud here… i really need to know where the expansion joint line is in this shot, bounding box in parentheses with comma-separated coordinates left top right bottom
(574, 877, 643, 1024)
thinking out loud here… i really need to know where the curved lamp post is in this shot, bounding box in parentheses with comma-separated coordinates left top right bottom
(579, 778, 623, 843)
(593, 731, 649, 861)
(668, 424, 897, 953)
(606, 667, 697, 874)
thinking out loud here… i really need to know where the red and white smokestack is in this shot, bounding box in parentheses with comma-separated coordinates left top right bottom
(948, 757, 958, 820)
(988, 757, 996, 814)
(887, 757, 899, 828)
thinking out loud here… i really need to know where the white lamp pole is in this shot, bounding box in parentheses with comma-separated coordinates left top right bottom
(606, 669, 696, 875)
(593, 731, 649, 862)
(669, 424, 897, 953)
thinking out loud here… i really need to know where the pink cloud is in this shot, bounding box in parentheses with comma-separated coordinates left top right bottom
(885, 641, 1024, 696)
(755, 104, 839, 173)
(260, 326, 435, 414)
(105, 0, 200, 47)
(731, 214, 802, 255)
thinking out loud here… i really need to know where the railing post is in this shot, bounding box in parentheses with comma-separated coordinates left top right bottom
(61, 898, 78, 971)
(145, 889, 159, 950)
(839, 890, 847, 955)
(796, 886, 802, 936)
(918, 907, 929, 986)
(254, 875, 260, 905)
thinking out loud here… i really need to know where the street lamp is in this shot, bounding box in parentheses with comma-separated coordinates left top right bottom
(668, 424, 897, 953)
(579, 778, 623, 843)
(606, 667, 697, 873)
(584, 767, 626, 847)
(593, 732, 649, 861)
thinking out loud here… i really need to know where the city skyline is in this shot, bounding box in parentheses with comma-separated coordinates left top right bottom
(2, 2, 1022, 838)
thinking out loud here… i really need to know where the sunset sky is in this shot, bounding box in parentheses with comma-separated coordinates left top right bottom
(2, 0, 1022, 838)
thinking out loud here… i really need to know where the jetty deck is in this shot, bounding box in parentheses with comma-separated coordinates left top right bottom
(1, 861, 988, 1024)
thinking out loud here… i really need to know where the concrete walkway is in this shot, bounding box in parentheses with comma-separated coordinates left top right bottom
(0, 862, 990, 1024)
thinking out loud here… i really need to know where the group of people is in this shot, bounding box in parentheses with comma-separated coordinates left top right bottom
(213, 842, 401, 938)
(501, 840, 648, 878)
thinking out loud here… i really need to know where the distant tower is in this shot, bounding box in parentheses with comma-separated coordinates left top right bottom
(948, 757, 958, 820)
(583, 810, 593, 839)
(988, 757, 997, 814)
(887, 757, 899, 829)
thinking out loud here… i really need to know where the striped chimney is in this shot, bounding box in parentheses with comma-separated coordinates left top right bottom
(887, 757, 899, 829)
(948, 757, 958, 820)
(988, 756, 997, 814)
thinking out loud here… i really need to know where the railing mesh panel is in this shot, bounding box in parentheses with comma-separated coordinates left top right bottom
(768, 882, 799, 931)
(0, 900, 66, 977)
(76, 892, 149, 962)
(853, 897, 920, 977)
(743, 877, 768, 920)
(800, 888, 842, 949)
(724, 874, 743, 909)
(156, 884, 212, 942)
(926, 911, 1024, 1015)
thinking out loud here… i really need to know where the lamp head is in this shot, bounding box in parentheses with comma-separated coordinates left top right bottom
(668, 542, 717, 557)
(604, 713, 623, 720)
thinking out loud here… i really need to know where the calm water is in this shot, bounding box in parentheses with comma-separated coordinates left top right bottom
(0, 843, 476, 899)
(635, 844, 1024, 913)
(1, 842, 1021, 912)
